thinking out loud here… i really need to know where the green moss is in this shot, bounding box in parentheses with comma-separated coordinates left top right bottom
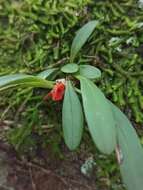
(0, 0, 143, 124)
(86, 1, 143, 123)
(0, 0, 91, 71)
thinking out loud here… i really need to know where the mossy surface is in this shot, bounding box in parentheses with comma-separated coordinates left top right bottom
(0, 0, 143, 123)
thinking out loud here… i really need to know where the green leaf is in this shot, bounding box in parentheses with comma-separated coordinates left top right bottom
(110, 102, 143, 190)
(79, 77, 116, 154)
(70, 20, 98, 62)
(61, 63, 79, 73)
(0, 74, 54, 91)
(62, 80, 83, 150)
(79, 65, 101, 79)
(37, 68, 58, 79)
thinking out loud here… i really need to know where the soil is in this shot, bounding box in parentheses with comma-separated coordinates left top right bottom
(0, 141, 97, 190)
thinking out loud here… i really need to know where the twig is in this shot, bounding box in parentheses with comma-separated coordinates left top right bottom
(17, 160, 68, 187)
(33, 57, 69, 73)
(29, 166, 37, 190)
(24, 161, 92, 189)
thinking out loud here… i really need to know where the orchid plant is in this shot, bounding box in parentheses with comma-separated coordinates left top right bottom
(0, 21, 143, 190)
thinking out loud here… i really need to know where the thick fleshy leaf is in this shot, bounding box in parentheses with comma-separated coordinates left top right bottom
(110, 102, 143, 190)
(61, 63, 79, 73)
(0, 74, 54, 91)
(70, 20, 98, 62)
(37, 68, 58, 79)
(62, 80, 83, 150)
(79, 77, 116, 154)
(79, 65, 101, 79)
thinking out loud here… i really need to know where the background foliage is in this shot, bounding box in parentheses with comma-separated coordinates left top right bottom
(0, 0, 143, 125)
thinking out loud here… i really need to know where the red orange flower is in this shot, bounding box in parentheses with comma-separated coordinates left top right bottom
(44, 82, 65, 101)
